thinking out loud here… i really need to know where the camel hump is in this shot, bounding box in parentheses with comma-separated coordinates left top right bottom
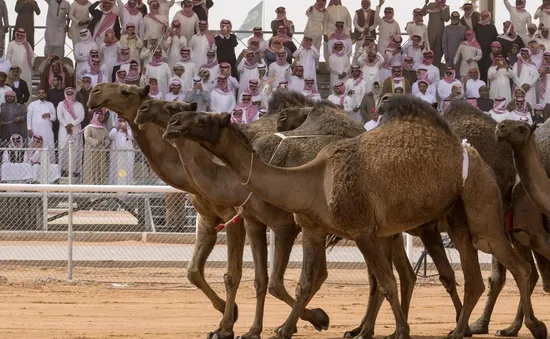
(267, 89, 317, 115)
(444, 99, 495, 125)
(378, 94, 455, 138)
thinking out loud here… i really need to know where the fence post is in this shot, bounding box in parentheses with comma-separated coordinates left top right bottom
(406, 233, 414, 263)
(268, 229, 275, 273)
(67, 141, 74, 281)
(41, 148, 49, 231)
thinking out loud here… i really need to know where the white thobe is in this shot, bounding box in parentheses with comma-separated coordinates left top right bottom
(364, 119, 378, 131)
(177, 60, 197, 91)
(200, 65, 219, 84)
(268, 62, 291, 88)
(373, 7, 401, 54)
(304, 9, 326, 50)
(26, 100, 57, 155)
(512, 61, 539, 106)
(164, 92, 186, 101)
(6, 42, 34, 94)
(69, 1, 92, 45)
(531, 52, 544, 69)
(464, 79, 486, 98)
(329, 54, 350, 89)
(301, 89, 322, 101)
(108, 128, 134, 185)
(437, 79, 462, 102)
(415, 63, 441, 87)
(345, 78, 367, 109)
(74, 39, 98, 75)
(77, 63, 109, 85)
(358, 55, 384, 93)
(404, 46, 424, 67)
(164, 36, 188, 67)
(142, 62, 172, 95)
(328, 38, 353, 57)
(237, 61, 259, 96)
(44, 0, 70, 50)
(535, 8, 550, 32)
(210, 89, 236, 113)
(415, 92, 438, 104)
(1, 151, 33, 182)
(57, 102, 84, 173)
(119, 35, 144, 62)
(453, 44, 482, 77)
(141, 15, 167, 41)
(171, 12, 199, 43)
(116, 0, 143, 36)
(324, 5, 353, 37)
(99, 42, 119, 81)
(412, 81, 437, 97)
(289, 76, 305, 93)
(541, 73, 550, 105)
(504, 0, 532, 43)
(405, 22, 430, 50)
(510, 110, 533, 123)
(0, 85, 12, 105)
(537, 37, 550, 52)
(293, 46, 319, 82)
(488, 110, 514, 122)
(328, 94, 357, 119)
(189, 34, 213, 72)
(0, 58, 11, 74)
(488, 66, 513, 101)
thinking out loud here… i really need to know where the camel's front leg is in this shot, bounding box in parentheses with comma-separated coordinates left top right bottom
(268, 224, 329, 332)
(187, 214, 238, 339)
(237, 219, 268, 339)
(215, 217, 246, 339)
(275, 228, 328, 339)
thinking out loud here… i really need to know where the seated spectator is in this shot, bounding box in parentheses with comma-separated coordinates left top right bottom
(0, 134, 33, 182)
(109, 118, 134, 185)
(39, 55, 75, 90)
(532, 104, 549, 125)
(184, 77, 210, 111)
(0, 91, 26, 142)
(165, 79, 186, 101)
(25, 135, 61, 183)
(6, 66, 30, 105)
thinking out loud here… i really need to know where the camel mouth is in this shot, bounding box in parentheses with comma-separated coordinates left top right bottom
(137, 120, 152, 130)
(163, 130, 183, 140)
(88, 100, 107, 111)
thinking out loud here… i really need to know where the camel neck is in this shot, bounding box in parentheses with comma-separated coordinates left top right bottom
(130, 123, 197, 194)
(513, 137, 550, 215)
(200, 126, 327, 215)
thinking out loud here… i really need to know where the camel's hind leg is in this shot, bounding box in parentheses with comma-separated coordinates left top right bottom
(268, 224, 330, 331)
(187, 214, 238, 339)
(461, 155, 547, 339)
(534, 250, 550, 293)
(354, 234, 411, 339)
(238, 220, 268, 339)
(495, 239, 539, 337)
(274, 227, 328, 339)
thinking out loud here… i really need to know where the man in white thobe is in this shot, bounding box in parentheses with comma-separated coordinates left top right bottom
(288, 65, 305, 93)
(57, 87, 84, 175)
(512, 48, 539, 107)
(69, 0, 92, 46)
(116, 0, 143, 35)
(27, 89, 56, 161)
(210, 75, 236, 113)
(293, 37, 319, 82)
(6, 29, 34, 96)
(504, 0, 532, 44)
(328, 81, 355, 118)
(414, 80, 437, 104)
(345, 65, 367, 114)
(304, 0, 327, 53)
(189, 20, 215, 73)
(44, 0, 71, 58)
(73, 29, 98, 76)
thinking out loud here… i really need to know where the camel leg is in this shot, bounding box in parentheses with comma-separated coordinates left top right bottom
(215, 217, 246, 339)
(238, 220, 268, 339)
(268, 225, 330, 331)
(354, 234, 411, 339)
(275, 228, 328, 339)
(444, 214, 485, 339)
(534, 250, 550, 293)
(494, 239, 538, 337)
(187, 214, 238, 339)
(468, 256, 506, 334)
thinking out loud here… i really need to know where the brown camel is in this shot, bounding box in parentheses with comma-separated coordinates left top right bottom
(87, 84, 332, 339)
(163, 95, 547, 339)
(442, 101, 550, 337)
(496, 119, 550, 216)
(86, 83, 247, 339)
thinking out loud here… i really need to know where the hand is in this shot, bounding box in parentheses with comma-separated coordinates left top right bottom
(28, 130, 33, 138)
(521, 83, 531, 92)
(13, 117, 21, 124)
(42, 113, 51, 119)
(466, 58, 473, 63)
(379, 0, 385, 5)
(341, 71, 347, 78)
(348, 90, 355, 95)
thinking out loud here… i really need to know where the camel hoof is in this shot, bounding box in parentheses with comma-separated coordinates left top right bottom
(525, 320, 547, 339)
(236, 334, 261, 339)
(468, 319, 489, 335)
(495, 327, 519, 337)
(446, 326, 472, 338)
(385, 331, 397, 339)
(207, 332, 218, 339)
(343, 327, 361, 338)
(211, 332, 235, 339)
(309, 308, 330, 331)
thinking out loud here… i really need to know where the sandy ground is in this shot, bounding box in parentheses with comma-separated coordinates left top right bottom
(0, 267, 548, 339)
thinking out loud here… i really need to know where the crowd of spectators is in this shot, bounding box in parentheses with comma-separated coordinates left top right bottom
(0, 0, 547, 181)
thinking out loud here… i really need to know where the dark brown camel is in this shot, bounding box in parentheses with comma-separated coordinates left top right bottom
(163, 95, 547, 339)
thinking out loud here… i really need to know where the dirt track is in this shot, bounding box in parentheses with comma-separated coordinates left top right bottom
(0, 267, 548, 339)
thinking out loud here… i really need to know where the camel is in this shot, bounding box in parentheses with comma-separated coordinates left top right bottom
(163, 95, 547, 339)
(87, 84, 336, 339)
(496, 119, 550, 216)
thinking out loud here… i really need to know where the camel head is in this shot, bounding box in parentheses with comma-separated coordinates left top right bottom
(496, 120, 537, 151)
(163, 111, 231, 143)
(88, 83, 150, 123)
(276, 107, 312, 132)
(376, 93, 393, 110)
(135, 100, 197, 130)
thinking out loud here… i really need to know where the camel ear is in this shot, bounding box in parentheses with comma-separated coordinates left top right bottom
(165, 101, 181, 116)
(219, 113, 232, 127)
(300, 107, 313, 118)
(278, 111, 287, 121)
(139, 85, 150, 99)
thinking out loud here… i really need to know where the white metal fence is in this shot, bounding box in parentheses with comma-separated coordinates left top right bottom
(0, 141, 492, 285)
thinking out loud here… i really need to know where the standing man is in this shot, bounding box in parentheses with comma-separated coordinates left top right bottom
(47, 75, 66, 147)
(0, 91, 26, 142)
(44, 0, 71, 58)
(88, 0, 121, 43)
(27, 89, 57, 157)
(504, 0, 532, 44)
(0, 0, 8, 50)
(442, 12, 467, 68)
(304, 0, 327, 63)
(422, 0, 450, 68)
(15, 0, 41, 48)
